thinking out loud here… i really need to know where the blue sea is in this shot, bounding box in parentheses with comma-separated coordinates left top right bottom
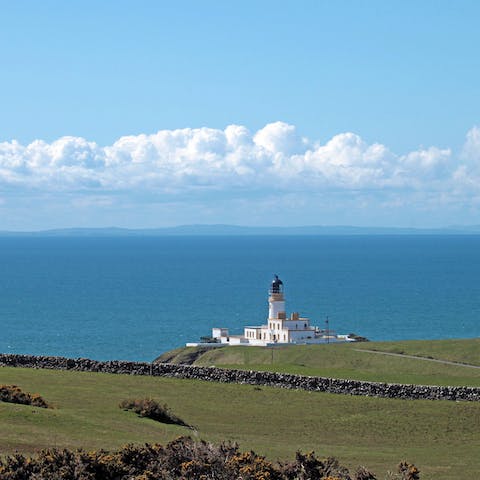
(1, 235, 479, 362)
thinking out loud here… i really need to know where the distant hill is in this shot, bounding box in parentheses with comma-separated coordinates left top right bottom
(2, 224, 480, 236)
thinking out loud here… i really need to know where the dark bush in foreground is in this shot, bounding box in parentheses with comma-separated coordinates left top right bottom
(119, 398, 191, 428)
(397, 461, 420, 480)
(0, 436, 419, 480)
(0, 384, 50, 408)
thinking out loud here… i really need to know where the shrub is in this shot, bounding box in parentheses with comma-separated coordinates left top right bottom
(0, 384, 50, 408)
(397, 461, 420, 480)
(119, 398, 191, 428)
(0, 437, 419, 480)
(355, 466, 377, 480)
(280, 451, 352, 479)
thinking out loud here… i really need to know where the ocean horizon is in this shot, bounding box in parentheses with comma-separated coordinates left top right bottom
(1, 235, 479, 362)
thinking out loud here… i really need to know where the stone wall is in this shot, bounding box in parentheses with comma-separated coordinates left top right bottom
(1, 353, 479, 402)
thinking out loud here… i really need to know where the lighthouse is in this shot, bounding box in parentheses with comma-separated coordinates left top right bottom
(201, 274, 355, 347)
(268, 274, 285, 320)
(265, 274, 308, 343)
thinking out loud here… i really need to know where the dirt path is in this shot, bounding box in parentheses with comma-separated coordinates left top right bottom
(354, 348, 480, 369)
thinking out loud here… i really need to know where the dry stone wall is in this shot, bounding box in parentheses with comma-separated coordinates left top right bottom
(1, 353, 479, 402)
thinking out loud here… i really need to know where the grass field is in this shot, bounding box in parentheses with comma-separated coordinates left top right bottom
(1, 362, 480, 480)
(161, 338, 480, 387)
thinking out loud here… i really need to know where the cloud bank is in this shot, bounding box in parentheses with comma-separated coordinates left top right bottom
(0, 122, 479, 228)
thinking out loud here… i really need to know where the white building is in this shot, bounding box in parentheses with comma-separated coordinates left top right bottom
(187, 275, 355, 347)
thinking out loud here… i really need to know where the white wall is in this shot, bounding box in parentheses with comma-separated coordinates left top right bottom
(268, 300, 285, 319)
(289, 330, 316, 341)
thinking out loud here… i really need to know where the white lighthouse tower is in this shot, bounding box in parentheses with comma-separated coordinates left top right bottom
(264, 274, 308, 343)
(268, 274, 285, 320)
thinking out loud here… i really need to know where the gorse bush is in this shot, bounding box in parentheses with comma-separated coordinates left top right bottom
(0, 436, 419, 480)
(397, 461, 420, 480)
(0, 384, 50, 408)
(119, 398, 191, 428)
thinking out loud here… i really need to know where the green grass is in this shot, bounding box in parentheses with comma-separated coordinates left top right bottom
(361, 338, 480, 365)
(1, 365, 480, 479)
(178, 339, 480, 386)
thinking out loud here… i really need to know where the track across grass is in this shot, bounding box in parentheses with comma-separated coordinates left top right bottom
(354, 348, 480, 369)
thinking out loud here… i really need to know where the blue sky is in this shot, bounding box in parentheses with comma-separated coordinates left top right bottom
(1, 0, 480, 230)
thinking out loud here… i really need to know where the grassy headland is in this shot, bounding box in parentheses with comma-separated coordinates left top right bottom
(1, 365, 479, 479)
(157, 338, 480, 387)
(1, 339, 479, 479)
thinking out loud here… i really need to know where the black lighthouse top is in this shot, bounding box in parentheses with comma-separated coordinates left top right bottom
(270, 274, 284, 294)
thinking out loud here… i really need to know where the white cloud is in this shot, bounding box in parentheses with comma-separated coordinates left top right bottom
(253, 121, 308, 155)
(0, 122, 460, 193)
(299, 132, 394, 188)
(451, 126, 480, 196)
(1, 122, 480, 228)
(461, 125, 480, 163)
